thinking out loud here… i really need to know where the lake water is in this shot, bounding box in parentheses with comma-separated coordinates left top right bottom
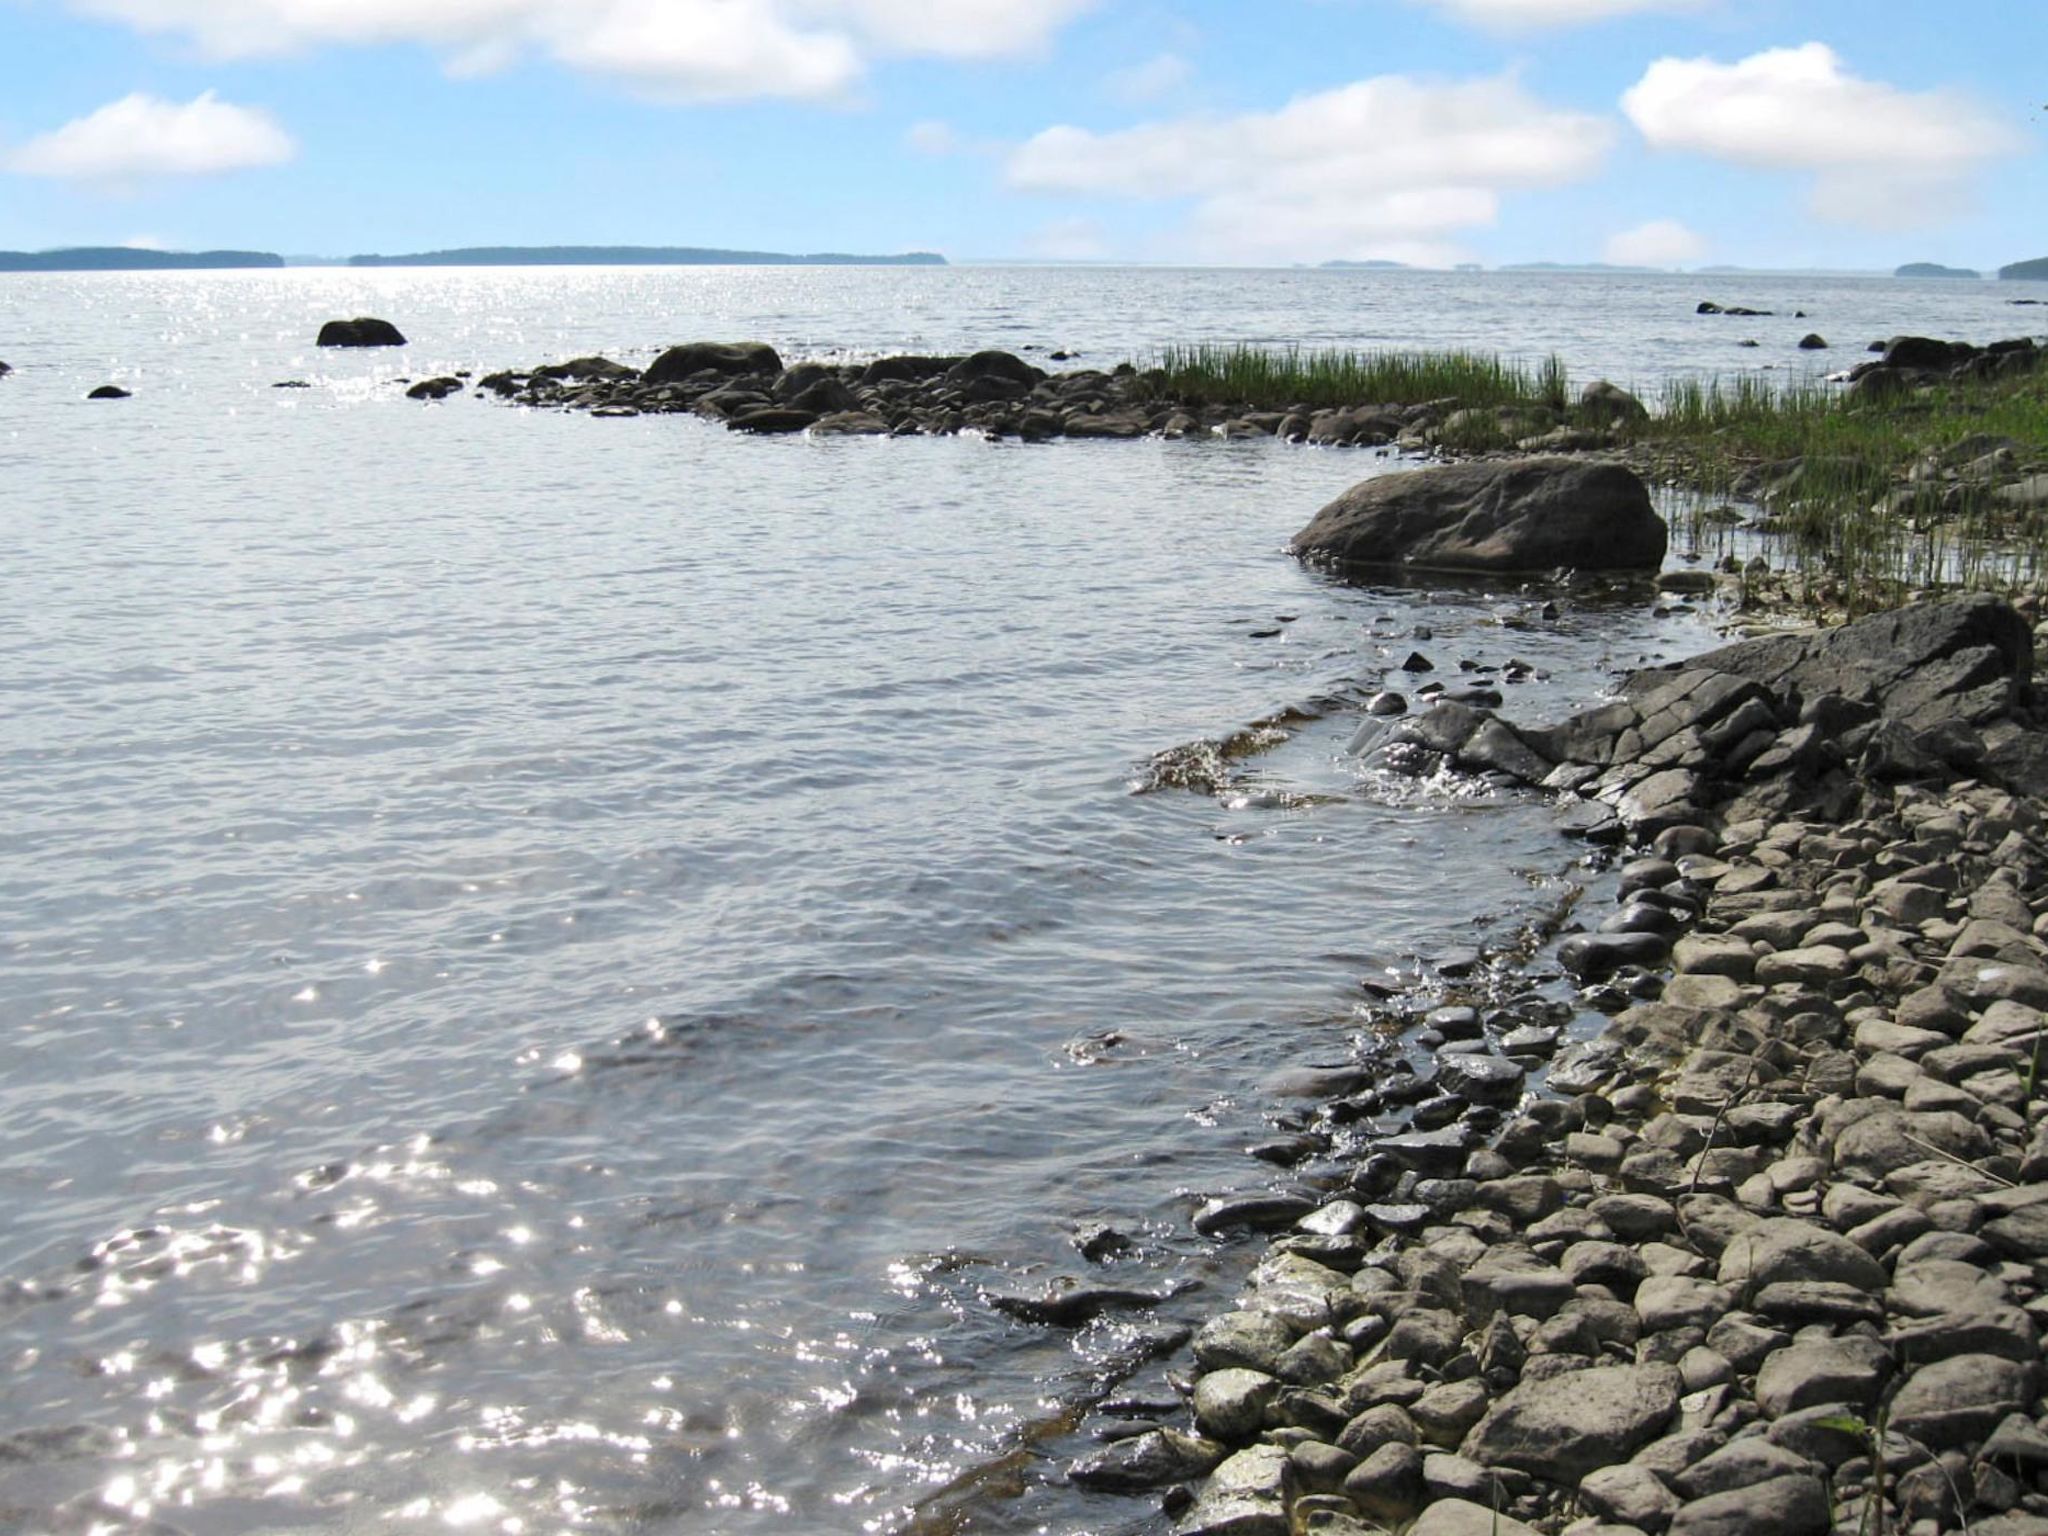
(0, 264, 2040, 1536)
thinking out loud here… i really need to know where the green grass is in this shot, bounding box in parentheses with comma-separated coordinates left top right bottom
(1150, 342, 1563, 413)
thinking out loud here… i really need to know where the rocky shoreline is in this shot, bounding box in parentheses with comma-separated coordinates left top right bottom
(1067, 593, 2048, 1536)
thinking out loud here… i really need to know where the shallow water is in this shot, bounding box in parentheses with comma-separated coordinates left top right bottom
(0, 264, 2037, 1535)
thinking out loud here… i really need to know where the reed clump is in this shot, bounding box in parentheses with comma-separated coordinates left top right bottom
(1635, 370, 2048, 612)
(1152, 342, 1563, 413)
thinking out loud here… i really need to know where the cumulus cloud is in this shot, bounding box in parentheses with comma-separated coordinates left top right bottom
(1007, 74, 1611, 264)
(64, 0, 1097, 101)
(1416, 0, 1704, 27)
(1604, 218, 1705, 267)
(1623, 43, 2020, 226)
(7, 90, 296, 182)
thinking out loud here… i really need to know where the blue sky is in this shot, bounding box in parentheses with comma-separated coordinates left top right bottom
(1, 0, 2042, 269)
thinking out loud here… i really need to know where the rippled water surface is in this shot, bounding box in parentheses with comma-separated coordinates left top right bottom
(1, 265, 2040, 1536)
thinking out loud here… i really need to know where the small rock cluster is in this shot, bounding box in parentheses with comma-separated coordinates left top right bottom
(1852, 336, 2047, 401)
(1088, 598, 2048, 1536)
(464, 340, 1636, 451)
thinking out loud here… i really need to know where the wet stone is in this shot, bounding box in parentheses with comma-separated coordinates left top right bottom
(1194, 1312, 1298, 1373)
(1174, 1443, 1293, 1536)
(1438, 1053, 1526, 1102)
(1071, 1427, 1228, 1491)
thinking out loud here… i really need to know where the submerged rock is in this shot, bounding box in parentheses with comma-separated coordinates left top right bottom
(316, 316, 406, 347)
(1291, 458, 1667, 575)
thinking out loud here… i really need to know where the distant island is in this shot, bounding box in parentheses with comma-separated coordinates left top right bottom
(345, 245, 946, 268)
(0, 247, 284, 272)
(1896, 262, 1980, 279)
(1320, 259, 1410, 270)
(2001, 257, 2048, 282)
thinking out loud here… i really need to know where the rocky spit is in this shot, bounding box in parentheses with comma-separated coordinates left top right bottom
(1066, 594, 2048, 1536)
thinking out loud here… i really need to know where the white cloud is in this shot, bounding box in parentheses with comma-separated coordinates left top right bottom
(1604, 218, 1705, 267)
(541, 0, 860, 101)
(1007, 74, 1611, 264)
(1622, 43, 2020, 227)
(1416, 0, 1703, 28)
(829, 0, 1096, 60)
(7, 90, 296, 182)
(1106, 52, 1192, 104)
(63, 0, 1098, 101)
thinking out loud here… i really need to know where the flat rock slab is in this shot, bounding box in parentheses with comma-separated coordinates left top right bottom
(1407, 1499, 1546, 1536)
(1461, 1362, 1681, 1483)
(1669, 1473, 1831, 1536)
(1681, 593, 2031, 733)
(1173, 1444, 1293, 1536)
(1888, 1354, 2037, 1449)
(1292, 457, 1667, 575)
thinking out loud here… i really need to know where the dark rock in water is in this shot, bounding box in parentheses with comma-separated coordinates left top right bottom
(1437, 1054, 1525, 1103)
(787, 376, 859, 415)
(943, 350, 1044, 389)
(860, 354, 959, 386)
(1401, 652, 1434, 673)
(1697, 301, 1723, 314)
(0, 360, 11, 376)
(988, 1284, 1171, 1326)
(316, 316, 406, 347)
(1069, 1427, 1227, 1492)
(405, 376, 463, 400)
(1883, 335, 1966, 370)
(1292, 458, 1667, 574)
(1192, 1192, 1317, 1235)
(272, 379, 311, 389)
(1074, 1223, 1134, 1261)
(1797, 334, 1828, 350)
(532, 355, 638, 383)
(1558, 931, 1671, 979)
(643, 340, 783, 386)
(87, 384, 131, 399)
(727, 406, 817, 435)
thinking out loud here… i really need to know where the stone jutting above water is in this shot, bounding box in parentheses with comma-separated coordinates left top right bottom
(1288, 457, 1668, 575)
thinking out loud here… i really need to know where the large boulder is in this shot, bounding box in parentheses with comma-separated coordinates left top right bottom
(862, 354, 961, 385)
(316, 316, 407, 347)
(943, 350, 1042, 388)
(1292, 458, 1667, 574)
(642, 340, 784, 386)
